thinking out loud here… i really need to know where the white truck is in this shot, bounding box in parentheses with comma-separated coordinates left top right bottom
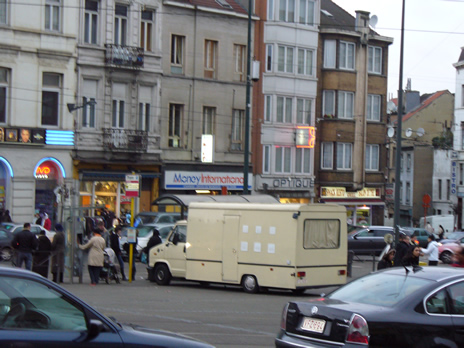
(147, 202, 347, 293)
(419, 214, 455, 237)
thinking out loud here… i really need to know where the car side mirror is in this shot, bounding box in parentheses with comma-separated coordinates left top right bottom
(172, 233, 179, 245)
(87, 319, 104, 340)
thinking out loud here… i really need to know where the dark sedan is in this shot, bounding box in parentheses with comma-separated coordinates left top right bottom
(0, 228, 13, 261)
(347, 226, 395, 256)
(0, 267, 213, 347)
(276, 267, 464, 347)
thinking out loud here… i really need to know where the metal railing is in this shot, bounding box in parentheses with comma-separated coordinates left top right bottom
(105, 44, 144, 68)
(102, 128, 148, 152)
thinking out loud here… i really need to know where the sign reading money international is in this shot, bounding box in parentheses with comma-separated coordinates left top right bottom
(125, 174, 140, 197)
(165, 171, 252, 191)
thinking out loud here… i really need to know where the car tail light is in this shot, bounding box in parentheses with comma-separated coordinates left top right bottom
(280, 303, 289, 330)
(297, 272, 306, 277)
(346, 314, 369, 344)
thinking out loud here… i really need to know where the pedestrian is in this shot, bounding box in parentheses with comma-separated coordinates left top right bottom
(34, 212, 42, 225)
(393, 233, 410, 267)
(1, 209, 12, 223)
(410, 235, 419, 246)
(51, 223, 66, 283)
(402, 245, 421, 267)
(32, 229, 52, 278)
(377, 249, 395, 270)
(142, 228, 162, 265)
(78, 229, 106, 285)
(110, 225, 127, 281)
(437, 225, 445, 240)
(97, 219, 109, 246)
(42, 213, 52, 230)
(426, 222, 434, 234)
(452, 247, 464, 268)
(11, 222, 38, 270)
(421, 234, 439, 266)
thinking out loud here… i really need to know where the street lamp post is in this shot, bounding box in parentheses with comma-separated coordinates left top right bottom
(393, 0, 406, 246)
(243, 0, 252, 195)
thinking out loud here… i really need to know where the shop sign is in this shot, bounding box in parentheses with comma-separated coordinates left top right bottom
(256, 175, 314, 191)
(451, 161, 457, 196)
(35, 166, 51, 179)
(165, 171, 252, 191)
(295, 126, 315, 148)
(321, 187, 380, 199)
(385, 183, 394, 202)
(125, 174, 140, 197)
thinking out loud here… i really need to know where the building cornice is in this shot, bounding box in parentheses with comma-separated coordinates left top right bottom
(320, 28, 393, 44)
(163, 1, 259, 20)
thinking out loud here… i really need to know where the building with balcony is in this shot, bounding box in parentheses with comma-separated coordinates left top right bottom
(314, 0, 393, 226)
(72, 0, 163, 215)
(251, 0, 319, 202)
(158, 0, 252, 196)
(0, 0, 78, 225)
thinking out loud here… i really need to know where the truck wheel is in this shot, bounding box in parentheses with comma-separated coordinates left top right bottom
(154, 264, 172, 285)
(242, 275, 259, 294)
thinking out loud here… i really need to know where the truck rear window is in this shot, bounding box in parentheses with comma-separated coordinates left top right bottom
(303, 219, 340, 249)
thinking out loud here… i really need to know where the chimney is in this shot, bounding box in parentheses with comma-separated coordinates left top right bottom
(355, 11, 370, 44)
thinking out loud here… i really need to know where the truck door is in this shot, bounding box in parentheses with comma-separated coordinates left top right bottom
(165, 224, 187, 278)
(222, 215, 239, 282)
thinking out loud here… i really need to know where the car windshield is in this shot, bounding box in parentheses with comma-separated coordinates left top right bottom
(328, 272, 432, 306)
(137, 226, 153, 238)
(137, 215, 157, 224)
(446, 232, 463, 240)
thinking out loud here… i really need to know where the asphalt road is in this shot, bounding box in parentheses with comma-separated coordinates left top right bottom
(56, 257, 382, 348)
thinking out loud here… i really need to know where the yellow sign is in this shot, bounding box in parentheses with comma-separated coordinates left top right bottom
(321, 187, 380, 199)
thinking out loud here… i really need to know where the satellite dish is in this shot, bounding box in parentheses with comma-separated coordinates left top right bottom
(370, 15, 378, 28)
(405, 128, 413, 137)
(416, 128, 425, 137)
(384, 233, 394, 244)
(387, 127, 395, 138)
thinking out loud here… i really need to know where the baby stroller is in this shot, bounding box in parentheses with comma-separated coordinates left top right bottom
(100, 248, 120, 284)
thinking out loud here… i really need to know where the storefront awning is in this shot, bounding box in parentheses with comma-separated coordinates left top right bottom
(81, 171, 161, 181)
(321, 199, 385, 206)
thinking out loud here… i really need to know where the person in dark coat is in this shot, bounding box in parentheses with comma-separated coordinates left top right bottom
(377, 249, 396, 270)
(393, 233, 411, 267)
(11, 222, 38, 270)
(402, 245, 421, 266)
(32, 229, 52, 278)
(1, 210, 12, 223)
(51, 224, 65, 283)
(110, 226, 127, 281)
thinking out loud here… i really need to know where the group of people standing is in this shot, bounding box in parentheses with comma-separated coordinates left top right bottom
(11, 222, 65, 282)
(378, 232, 440, 270)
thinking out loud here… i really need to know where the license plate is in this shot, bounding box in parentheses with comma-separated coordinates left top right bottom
(301, 317, 326, 333)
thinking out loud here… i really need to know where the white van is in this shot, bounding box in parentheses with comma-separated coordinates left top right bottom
(419, 215, 455, 237)
(147, 202, 347, 293)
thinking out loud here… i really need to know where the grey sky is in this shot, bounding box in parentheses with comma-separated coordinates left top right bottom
(332, 0, 464, 97)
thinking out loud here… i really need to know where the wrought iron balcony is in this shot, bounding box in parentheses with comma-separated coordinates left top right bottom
(102, 128, 147, 152)
(105, 44, 144, 68)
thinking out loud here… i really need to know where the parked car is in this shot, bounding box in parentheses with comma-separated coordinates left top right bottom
(347, 226, 397, 256)
(0, 228, 13, 261)
(401, 227, 435, 248)
(0, 267, 213, 347)
(134, 212, 182, 227)
(439, 231, 464, 244)
(439, 241, 463, 264)
(276, 267, 464, 347)
(8, 224, 55, 241)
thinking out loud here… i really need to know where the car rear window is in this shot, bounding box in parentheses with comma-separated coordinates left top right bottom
(328, 273, 432, 306)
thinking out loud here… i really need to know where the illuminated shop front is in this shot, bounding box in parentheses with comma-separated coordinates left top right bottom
(0, 157, 13, 211)
(320, 187, 385, 226)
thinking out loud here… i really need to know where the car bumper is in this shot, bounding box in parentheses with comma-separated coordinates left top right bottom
(276, 330, 358, 348)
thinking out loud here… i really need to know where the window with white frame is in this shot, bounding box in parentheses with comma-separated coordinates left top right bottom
(114, 4, 127, 46)
(82, 79, 97, 128)
(276, 96, 292, 123)
(278, 45, 294, 73)
(265, 95, 272, 122)
(231, 109, 244, 150)
(367, 94, 381, 121)
(406, 182, 411, 204)
(203, 107, 215, 134)
(324, 40, 336, 68)
(279, 0, 295, 22)
(267, 0, 274, 20)
(321, 142, 333, 169)
(365, 144, 379, 171)
(263, 145, 271, 173)
(41, 73, 61, 126)
(339, 41, 355, 70)
(45, 0, 60, 31)
(140, 9, 154, 52)
(323, 90, 335, 117)
(112, 100, 124, 128)
(336, 143, 352, 170)
(204, 40, 218, 79)
(266, 44, 273, 72)
(0, 68, 8, 124)
(138, 102, 150, 131)
(169, 104, 183, 148)
(406, 153, 411, 171)
(299, 0, 314, 25)
(171, 35, 185, 74)
(234, 44, 246, 82)
(84, 0, 98, 44)
(296, 98, 311, 124)
(295, 147, 311, 173)
(275, 146, 291, 173)
(368, 46, 382, 74)
(338, 91, 354, 119)
(297, 48, 313, 75)
(0, 0, 6, 25)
